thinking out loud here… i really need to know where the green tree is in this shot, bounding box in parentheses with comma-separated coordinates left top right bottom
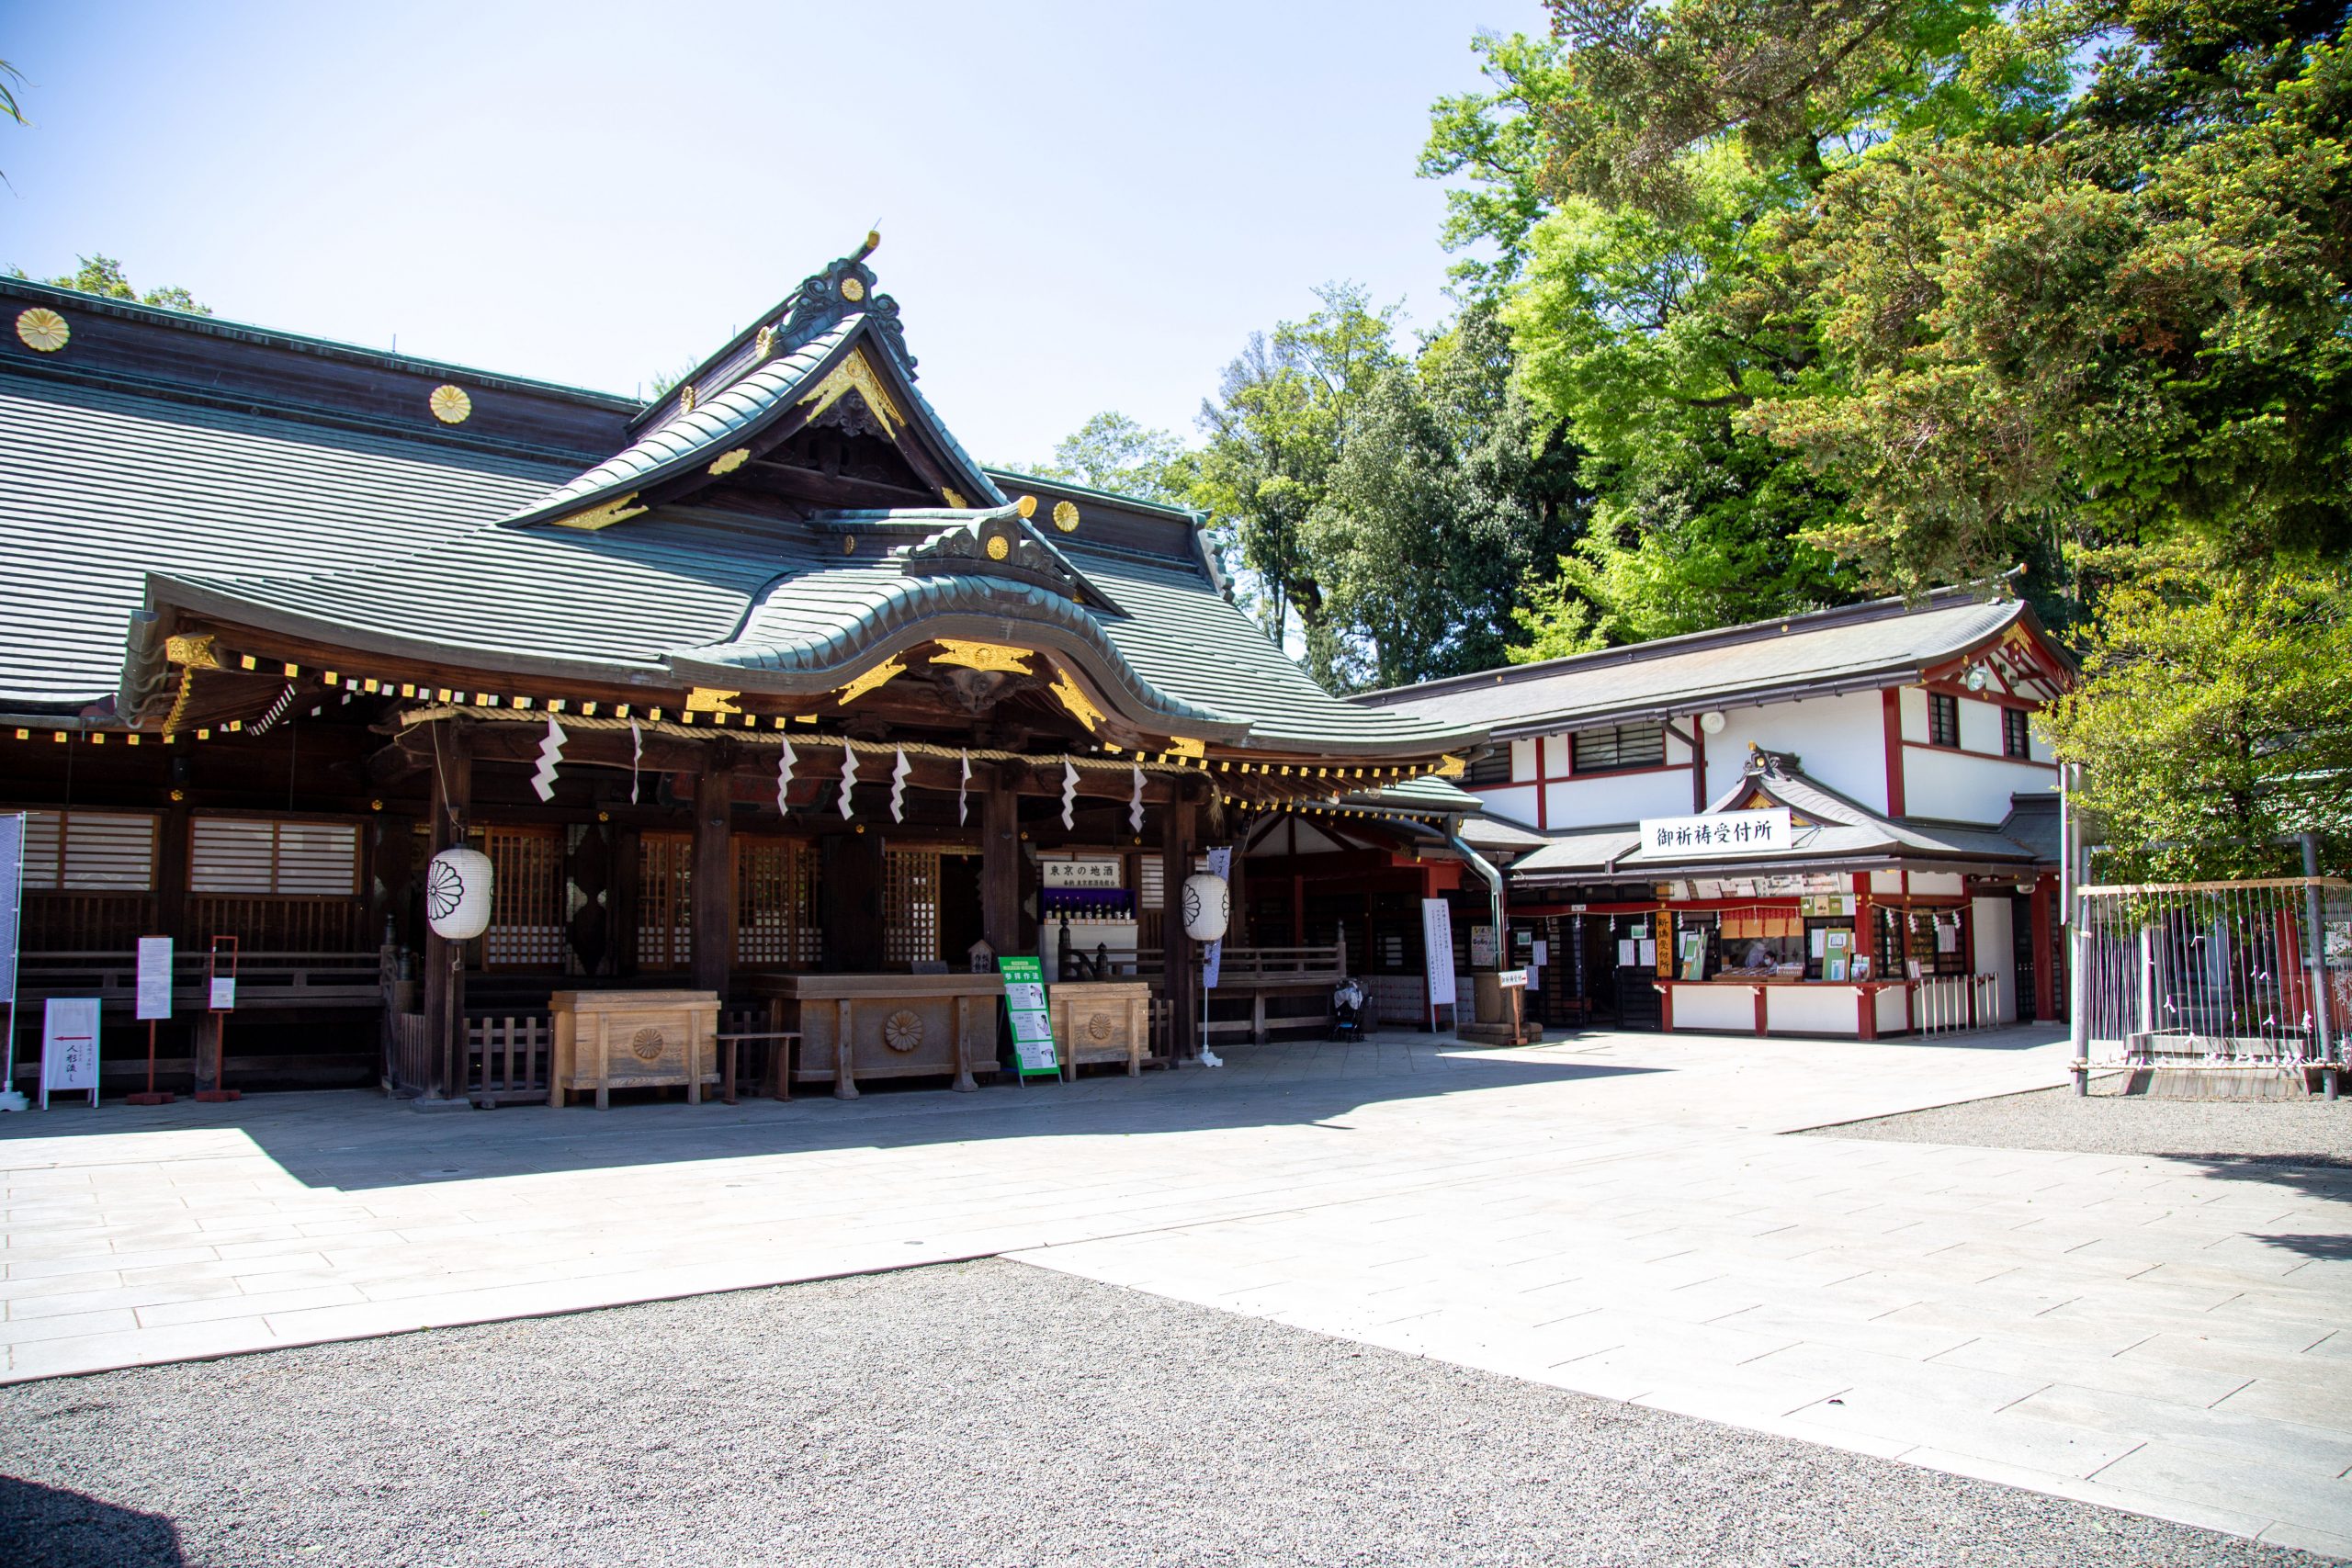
(1307, 300, 1587, 688)
(1023, 412, 1192, 506)
(1190, 282, 1403, 681)
(11, 253, 210, 315)
(2040, 557, 2352, 879)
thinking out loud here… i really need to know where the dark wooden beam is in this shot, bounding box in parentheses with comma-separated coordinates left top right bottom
(691, 765, 731, 994)
(741, 459, 937, 510)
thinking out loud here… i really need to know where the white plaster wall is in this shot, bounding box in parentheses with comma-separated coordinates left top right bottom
(1768, 986, 1860, 1036)
(1875, 986, 1910, 1033)
(1673, 986, 1755, 1032)
(1541, 735, 1571, 775)
(1904, 748, 2055, 825)
(1870, 870, 1904, 894)
(1510, 738, 1539, 781)
(1663, 728, 1695, 766)
(1910, 871, 1965, 897)
(1972, 896, 2016, 1021)
(1702, 690, 1891, 812)
(1958, 696, 2005, 754)
(1475, 784, 1542, 828)
(1544, 770, 1696, 829)
(1899, 686, 1928, 742)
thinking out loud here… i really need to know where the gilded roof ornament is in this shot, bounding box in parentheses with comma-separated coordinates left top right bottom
(932, 641, 1033, 674)
(1051, 500, 1080, 533)
(708, 447, 752, 476)
(797, 348, 906, 437)
(428, 384, 472, 424)
(549, 491, 649, 531)
(1049, 670, 1106, 733)
(15, 307, 68, 353)
(833, 655, 908, 705)
(678, 383, 697, 413)
(685, 687, 743, 714)
(754, 325, 775, 360)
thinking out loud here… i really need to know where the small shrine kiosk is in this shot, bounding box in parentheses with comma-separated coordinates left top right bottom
(0, 241, 1483, 1101)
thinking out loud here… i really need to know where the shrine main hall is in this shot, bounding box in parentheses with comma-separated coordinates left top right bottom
(0, 240, 1496, 1103)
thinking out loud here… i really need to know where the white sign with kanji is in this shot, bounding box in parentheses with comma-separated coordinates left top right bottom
(1637, 807, 1792, 860)
(41, 997, 100, 1109)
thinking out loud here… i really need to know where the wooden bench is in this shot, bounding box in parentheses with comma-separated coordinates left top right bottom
(714, 1031, 799, 1103)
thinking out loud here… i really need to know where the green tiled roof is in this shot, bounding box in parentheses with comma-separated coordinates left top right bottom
(0, 372, 568, 708)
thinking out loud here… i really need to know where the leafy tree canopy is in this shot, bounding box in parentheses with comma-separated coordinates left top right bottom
(10, 253, 210, 316)
(1019, 411, 1193, 508)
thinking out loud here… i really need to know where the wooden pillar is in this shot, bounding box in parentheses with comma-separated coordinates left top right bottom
(692, 765, 732, 996)
(980, 766, 1021, 959)
(155, 800, 190, 944)
(1290, 874, 1306, 946)
(2031, 874, 2056, 1022)
(421, 720, 471, 1099)
(1162, 785, 1199, 1059)
(1226, 815, 1250, 944)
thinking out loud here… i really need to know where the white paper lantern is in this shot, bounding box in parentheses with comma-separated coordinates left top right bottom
(425, 847, 494, 941)
(1181, 873, 1230, 943)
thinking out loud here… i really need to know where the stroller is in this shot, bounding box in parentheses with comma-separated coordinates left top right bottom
(1329, 976, 1369, 1043)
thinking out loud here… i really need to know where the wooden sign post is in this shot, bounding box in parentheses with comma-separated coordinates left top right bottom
(194, 935, 241, 1103)
(998, 955, 1061, 1083)
(129, 935, 175, 1104)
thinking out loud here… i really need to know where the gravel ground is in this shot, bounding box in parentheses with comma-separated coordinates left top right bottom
(1, 1259, 2328, 1568)
(1811, 1080, 2352, 1167)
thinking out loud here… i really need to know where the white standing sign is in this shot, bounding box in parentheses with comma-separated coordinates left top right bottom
(41, 997, 100, 1109)
(1637, 807, 1793, 860)
(136, 937, 175, 1022)
(209, 976, 237, 1011)
(1421, 897, 1458, 1028)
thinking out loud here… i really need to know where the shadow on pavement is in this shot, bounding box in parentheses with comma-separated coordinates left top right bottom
(0, 1038, 1661, 1192)
(0, 1474, 184, 1567)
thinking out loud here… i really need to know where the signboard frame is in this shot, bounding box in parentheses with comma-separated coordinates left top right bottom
(998, 954, 1061, 1080)
(40, 996, 100, 1110)
(1421, 897, 1458, 1029)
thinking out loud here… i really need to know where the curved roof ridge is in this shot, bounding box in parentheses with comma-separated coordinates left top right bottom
(501, 318, 861, 526)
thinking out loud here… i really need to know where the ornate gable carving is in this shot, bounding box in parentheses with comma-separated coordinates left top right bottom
(776, 248, 915, 377)
(898, 510, 1106, 606)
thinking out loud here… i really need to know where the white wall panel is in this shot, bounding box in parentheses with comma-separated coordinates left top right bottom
(1541, 735, 1570, 776)
(1510, 738, 1539, 782)
(1544, 770, 1693, 829)
(1476, 784, 1542, 828)
(1972, 896, 2016, 1021)
(1904, 749, 2055, 826)
(1672, 985, 1755, 1032)
(1703, 690, 1890, 813)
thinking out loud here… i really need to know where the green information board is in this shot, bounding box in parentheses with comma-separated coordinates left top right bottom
(999, 954, 1060, 1078)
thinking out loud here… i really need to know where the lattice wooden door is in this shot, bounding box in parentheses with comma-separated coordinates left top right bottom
(638, 831, 692, 971)
(476, 825, 564, 969)
(883, 848, 940, 968)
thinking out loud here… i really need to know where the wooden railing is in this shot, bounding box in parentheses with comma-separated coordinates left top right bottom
(189, 896, 368, 953)
(21, 893, 158, 952)
(466, 1012, 552, 1106)
(17, 950, 383, 1010)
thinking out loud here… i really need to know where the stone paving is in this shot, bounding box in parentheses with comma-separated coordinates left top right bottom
(3, 1026, 2347, 1556)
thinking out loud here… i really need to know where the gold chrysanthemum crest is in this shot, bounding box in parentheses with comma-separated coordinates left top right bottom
(428, 384, 472, 424)
(16, 307, 69, 353)
(1052, 500, 1080, 533)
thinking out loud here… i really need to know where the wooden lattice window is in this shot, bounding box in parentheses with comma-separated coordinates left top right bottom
(18, 809, 157, 890)
(638, 831, 692, 972)
(883, 848, 940, 968)
(473, 825, 565, 970)
(1928, 692, 1962, 749)
(190, 816, 358, 896)
(735, 838, 820, 968)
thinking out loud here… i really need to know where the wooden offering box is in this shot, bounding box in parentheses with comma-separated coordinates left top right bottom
(549, 989, 721, 1109)
(749, 974, 1002, 1099)
(1049, 980, 1152, 1078)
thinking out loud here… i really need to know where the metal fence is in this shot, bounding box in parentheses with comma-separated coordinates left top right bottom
(2072, 877, 2350, 1077)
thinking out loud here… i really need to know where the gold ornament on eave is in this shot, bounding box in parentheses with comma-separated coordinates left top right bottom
(985, 534, 1011, 560)
(428, 384, 472, 424)
(1052, 500, 1080, 533)
(841, 276, 866, 303)
(16, 307, 69, 353)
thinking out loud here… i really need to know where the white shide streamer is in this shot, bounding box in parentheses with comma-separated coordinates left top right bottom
(776, 737, 797, 816)
(839, 743, 859, 820)
(1128, 763, 1144, 833)
(1060, 761, 1079, 829)
(957, 751, 972, 825)
(629, 720, 643, 803)
(530, 716, 567, 803)
(890, 747, 911, 823)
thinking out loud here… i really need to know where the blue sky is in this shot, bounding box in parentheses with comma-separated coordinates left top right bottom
(0, 1, 1539, 465)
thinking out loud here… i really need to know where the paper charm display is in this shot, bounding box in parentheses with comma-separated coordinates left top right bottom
(889, 748, 911, 823)
(1060, 761, 1079, 829)
(530, 716, 567, 802)
(776, 737, 797, 815)
(839, 743, 859, 820)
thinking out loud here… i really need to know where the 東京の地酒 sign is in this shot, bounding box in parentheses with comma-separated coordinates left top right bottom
(1637, 807, 1793, 859)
